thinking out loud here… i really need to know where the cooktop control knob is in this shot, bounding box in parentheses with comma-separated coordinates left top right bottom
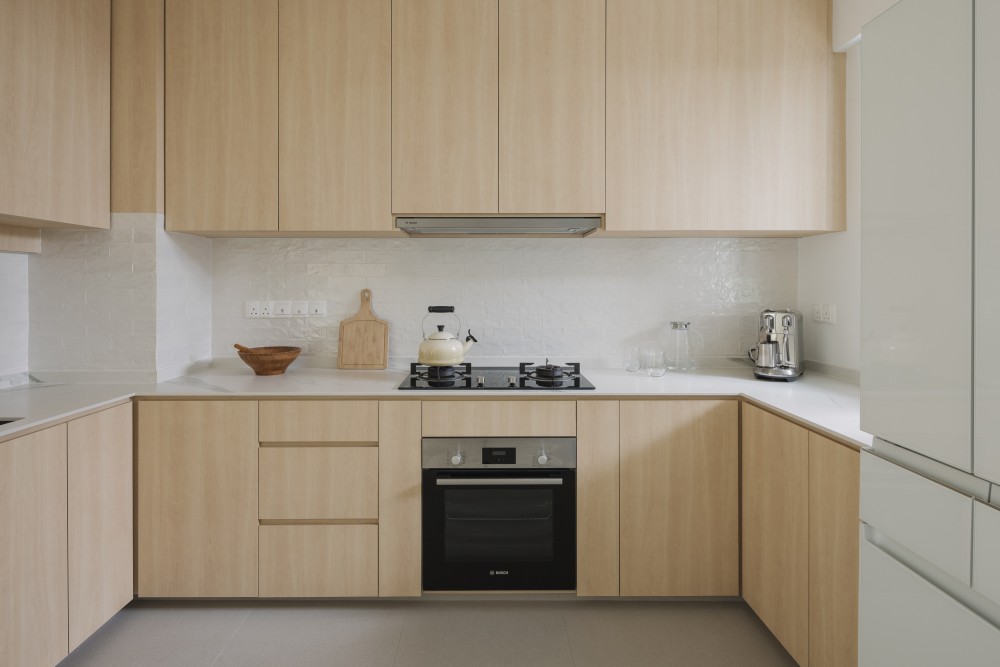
(507, 375, 517, 387)
(450, 453, 463, 466)
(476, 376, 486, 387)
(537, 453, 549, 466)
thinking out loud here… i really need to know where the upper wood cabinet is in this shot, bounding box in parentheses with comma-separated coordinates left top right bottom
(392, 0, 499, 215)
(165, 0, 279, 234)
(620, 400, 739, 596)
(0, 0, 110, 230)
(606, 0, 845, 235)
(279, 0, 392, 233)
(499, 0, 605, 214)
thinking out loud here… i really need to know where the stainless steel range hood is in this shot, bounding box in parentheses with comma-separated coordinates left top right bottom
(395, 217, 601, 236)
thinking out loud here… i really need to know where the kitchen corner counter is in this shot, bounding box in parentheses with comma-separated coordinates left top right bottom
(0, 362, 871, 450)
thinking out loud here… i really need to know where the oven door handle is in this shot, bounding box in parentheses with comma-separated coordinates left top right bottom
(435, 478, 563, 486)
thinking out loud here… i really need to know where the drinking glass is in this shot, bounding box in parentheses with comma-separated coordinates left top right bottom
(643, 348, 667, 377)
(624, 345, 641, 373)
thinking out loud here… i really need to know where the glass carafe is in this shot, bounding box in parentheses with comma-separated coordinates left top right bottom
(665, 321, 702, 371)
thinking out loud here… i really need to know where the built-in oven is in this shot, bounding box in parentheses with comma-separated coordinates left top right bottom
(422, 437, 576, 591)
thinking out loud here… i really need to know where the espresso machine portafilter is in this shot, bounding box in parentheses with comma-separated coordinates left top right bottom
(748, 308, 805, 380)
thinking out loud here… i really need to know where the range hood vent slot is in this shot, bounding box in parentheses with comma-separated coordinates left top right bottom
(395, 217, 601, 236)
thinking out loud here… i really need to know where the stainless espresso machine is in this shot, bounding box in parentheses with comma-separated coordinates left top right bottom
(748, 308, 805, 380)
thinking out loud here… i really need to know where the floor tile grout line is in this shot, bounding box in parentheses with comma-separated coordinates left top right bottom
(209, 607, 253, 667)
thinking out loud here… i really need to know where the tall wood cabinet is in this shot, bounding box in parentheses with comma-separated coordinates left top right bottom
(742, 402, 860, 667)
(620, 400, 739, 596)
(137, 401, 259, 597)
(0, 0, 110, 230)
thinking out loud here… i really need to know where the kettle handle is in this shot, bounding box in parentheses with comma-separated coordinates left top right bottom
(421, 310, 462, 340)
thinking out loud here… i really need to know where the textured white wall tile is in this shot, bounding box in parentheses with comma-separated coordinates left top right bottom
(213, 237, 797, 367)
(155, 218, 212, 378)
(0, 253, 30, 378)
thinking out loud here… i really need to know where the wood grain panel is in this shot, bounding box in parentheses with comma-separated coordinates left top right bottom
(259, 447, 378, 520)
(165, 0, 278, 232)
(0, 0, 110, 229)
(576, 401, 620, 596)
(112, 0, 164, 213)
(606, 0, 718, 231)
(620, 400, 739, 596)
(378, 401, 422, 596)
(259, 525, 378, 597)
(137, 401, 259, 597)
(741, 402, 809, 666)
(718, 0, 843, 233)
(499, 0, 604, 214)
(809, 432, 859, 667)
(0, 224, 41, 253)
(422, 400, 576, 437)
(259, 400, 379, 443)
(279, 0, 392, 232)
(0, 424, 68, 667)
(68, 404, 134, 651)
(392, 0, 499, 214)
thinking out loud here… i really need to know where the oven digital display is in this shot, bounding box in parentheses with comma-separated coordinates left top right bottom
(482, 447, 516, 464)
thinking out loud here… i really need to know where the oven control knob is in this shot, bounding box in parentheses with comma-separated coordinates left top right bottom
(537, 453, 549, 466)
(450, 453, 463, 466)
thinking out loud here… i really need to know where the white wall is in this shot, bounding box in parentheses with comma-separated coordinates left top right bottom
(0, 253, 29, 381)
(833, 0, 900, 50)
(798, 45, 861, 376)
(156, 220, 212, 379)
(213, 237, 798, 367)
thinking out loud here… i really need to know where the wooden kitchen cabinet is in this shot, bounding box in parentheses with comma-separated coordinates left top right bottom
(259, 525, 378, 597)
(392, 0, 499, 215)
(279, 0, 392, 233)
(137, 400, 259, 597)
(606, 0, 844, 235)
(165, 0, 278, 233)
(741, 402, 809, 665)
(259, 399, 379, 443)
(0, 0, 110, 230)
(576, 401, 621, 597)
(0, 425, 68, 667)
(620, 400, 739, 596)
(68, 403, 134, 651)
(378, 401, 423, 597)
(422, 400, 576, 437)
(259, 446, 378, 520)
(498, 0, 605, 214)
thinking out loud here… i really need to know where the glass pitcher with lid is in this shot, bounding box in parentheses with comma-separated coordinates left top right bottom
(665, 321, 702, 371)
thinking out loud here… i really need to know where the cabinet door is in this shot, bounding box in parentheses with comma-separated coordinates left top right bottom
(860, 0, 973, 470)
(68, 403, 134, 651)
(498, 0, 604, 214)
(392, 0, 498, 215)
(378, 401, 422, 597)
(718, 0, 844, 233)
(808, 433, 859, 667)
(0, 0, 109, 229)
(0, 425, 68, 667)
(576, 401, 620, 597)
(260, 525, 378, 597)
(741, 403, 808, 665)
(620, 400, 739, 596)
(606, 0, 718, 232)
(137, 401, 259, 597)
(279, 0, 391, 233)
(165, 0, 278, 233)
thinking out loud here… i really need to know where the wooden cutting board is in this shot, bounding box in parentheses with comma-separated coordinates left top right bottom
(338, 289, 388, 369)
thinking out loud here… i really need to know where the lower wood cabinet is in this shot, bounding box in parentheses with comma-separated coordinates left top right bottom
(137, 400, 259, 597)
(259, 525, 378, 597)
(742, 402, 860, 667)
(620, 400, 740, 596)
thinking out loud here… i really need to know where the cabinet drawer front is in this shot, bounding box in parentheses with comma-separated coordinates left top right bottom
(422, 401, 576, 437)
(973, 501, 1000, 605)
(860, 452, 973, 584)
(259, 447, 377, 520)
(259, 525, 378, 597)
(259, 400, 378, 443)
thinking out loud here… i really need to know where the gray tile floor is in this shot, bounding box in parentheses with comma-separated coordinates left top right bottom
(59, 599, 797, 667)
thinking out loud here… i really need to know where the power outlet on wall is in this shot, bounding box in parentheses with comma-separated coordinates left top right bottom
(245, 301, 261, 318)
(245, 299, 322, 318)
(812, 303, 838, 324)
(260, 301, 274, 318)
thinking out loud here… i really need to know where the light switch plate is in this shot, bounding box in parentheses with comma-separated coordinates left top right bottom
(309, 301, 327, 317)
(292, 301, 309, 316)
(274, 301, 292, 317)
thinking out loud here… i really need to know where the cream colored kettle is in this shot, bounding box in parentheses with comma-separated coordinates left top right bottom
(417, 307, 477, 366)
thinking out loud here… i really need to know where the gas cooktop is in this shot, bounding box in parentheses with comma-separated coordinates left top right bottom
(398, 361, 596, 390)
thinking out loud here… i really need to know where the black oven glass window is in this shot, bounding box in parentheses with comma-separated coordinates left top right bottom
(443, 489, 555, 563)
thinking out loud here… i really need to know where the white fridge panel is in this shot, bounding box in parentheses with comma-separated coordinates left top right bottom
(860, 0, 973, 470)
(974, 0, 1000, 484)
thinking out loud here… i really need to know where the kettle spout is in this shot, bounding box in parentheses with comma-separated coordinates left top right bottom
(463, 330, 478, 354)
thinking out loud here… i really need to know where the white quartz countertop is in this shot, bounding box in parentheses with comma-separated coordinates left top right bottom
(0, 362, 871, 449)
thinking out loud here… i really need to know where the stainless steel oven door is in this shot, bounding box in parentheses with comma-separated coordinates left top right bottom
(422, 468, 576, 591)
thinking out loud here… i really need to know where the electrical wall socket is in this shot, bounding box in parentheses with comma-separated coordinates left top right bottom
(812, 303, 838, 324)
(309, 301, 327, 317)
(245, 299, 325, 318)
(245, 301, 261, 318)
(260, 301, 274, 317)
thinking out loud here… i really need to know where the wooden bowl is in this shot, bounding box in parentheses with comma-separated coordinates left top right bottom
(234, 344, 301, 376)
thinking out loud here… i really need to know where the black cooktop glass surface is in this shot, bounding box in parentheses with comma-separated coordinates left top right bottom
(399, 363, 596, 390)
